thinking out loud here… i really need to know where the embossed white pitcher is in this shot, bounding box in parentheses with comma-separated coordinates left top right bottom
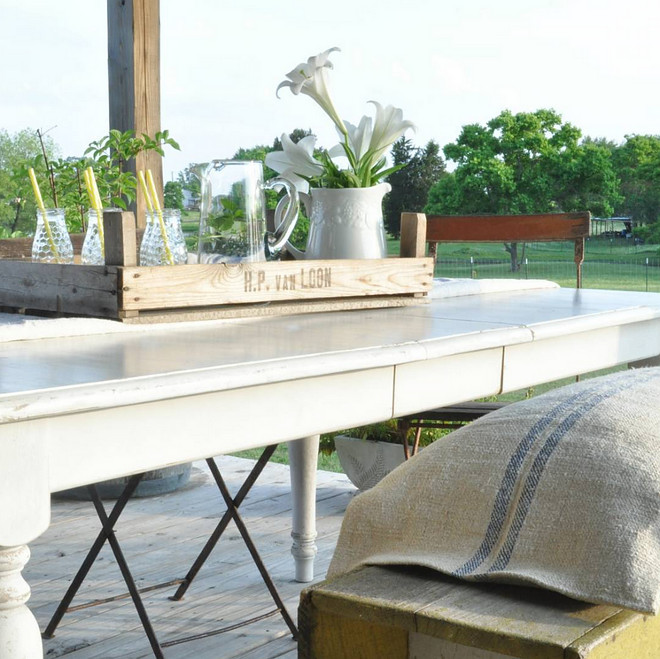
(285, 182, 391, 260)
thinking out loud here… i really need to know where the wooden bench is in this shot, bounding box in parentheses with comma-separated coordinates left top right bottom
(298, 565, 660, 658)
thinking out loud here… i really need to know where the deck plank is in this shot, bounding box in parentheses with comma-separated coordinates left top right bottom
(26, 456, 356, 659)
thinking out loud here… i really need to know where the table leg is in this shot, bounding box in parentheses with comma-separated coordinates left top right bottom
(0, 545, 43, 658)
(287, 435, 319, 583)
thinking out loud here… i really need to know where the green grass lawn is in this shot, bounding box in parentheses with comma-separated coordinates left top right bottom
(232, 444, 344, 473)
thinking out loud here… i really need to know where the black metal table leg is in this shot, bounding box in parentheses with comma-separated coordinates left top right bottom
(170, 444, 278, 601)
(43, 473, 166, 659)
(169, 445, 298, 640)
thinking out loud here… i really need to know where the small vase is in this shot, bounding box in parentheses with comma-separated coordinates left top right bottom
(31, 209, 74, 264)
(81, 209, 105, 265)
(81, 208, 122, 265)
(139, 209, 187, 265)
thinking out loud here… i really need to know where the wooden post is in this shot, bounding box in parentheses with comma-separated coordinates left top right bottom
(103, 211, 137, 266)
(107, 0, 162, 229)
(400, 213, 427, 258)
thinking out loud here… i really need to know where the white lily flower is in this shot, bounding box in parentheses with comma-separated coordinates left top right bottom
(276, 47, 347, 136)
(367, 101, 416, 161)
(344, 116, 374, 161)
(265, 134, 324, 193)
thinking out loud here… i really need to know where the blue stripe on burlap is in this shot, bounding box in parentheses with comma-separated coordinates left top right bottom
(453, 369, 659, 578)
(452, 389, 594, 577)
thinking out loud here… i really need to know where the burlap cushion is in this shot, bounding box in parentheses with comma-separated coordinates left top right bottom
(328, 367, 660, 613)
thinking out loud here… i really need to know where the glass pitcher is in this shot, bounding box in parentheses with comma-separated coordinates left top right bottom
(193, 160, 299, 264)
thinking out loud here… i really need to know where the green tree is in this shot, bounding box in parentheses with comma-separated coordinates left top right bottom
(610, 134, 660, 230)
(383, 138, 446, 237)
(164, 180, 184, 210)
(0, 128, 59, 236)
(426, 109, 621, 269)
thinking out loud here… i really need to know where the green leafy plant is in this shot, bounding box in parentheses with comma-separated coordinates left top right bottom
(29, 128, 180, 231)
(319, 419, 448, 455)
(83, 129, 180, 209)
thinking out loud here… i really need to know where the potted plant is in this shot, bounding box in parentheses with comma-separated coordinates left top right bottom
(331, 420, 407, 491)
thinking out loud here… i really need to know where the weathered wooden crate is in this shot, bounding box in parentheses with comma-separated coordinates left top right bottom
(299, 565, 660, 659)
(0, 212, 432, 323)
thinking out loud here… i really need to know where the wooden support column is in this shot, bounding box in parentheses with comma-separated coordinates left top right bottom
(107, 0, 162, 228)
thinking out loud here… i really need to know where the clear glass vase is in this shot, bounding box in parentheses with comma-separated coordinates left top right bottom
(31, 209, 74, 264)
(81, 209, 116, 265)
(139, 209, 187, 266)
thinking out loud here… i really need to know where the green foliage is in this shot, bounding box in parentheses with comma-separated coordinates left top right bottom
(164, 180, 184, 210)
(426, 109, 622, 270)
(83, 129, 180, 210)
(610, 134, 660, 227)
(383, 137, 446, 237)
(428, 109, 620, 217)
(0, 128, 59, 235)
(32, 129, 180, 231)
(318, 419, 447, 455)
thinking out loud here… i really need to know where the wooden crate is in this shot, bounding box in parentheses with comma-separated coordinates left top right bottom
(0, 212, 432, 323)
(299, 565, 660, 659)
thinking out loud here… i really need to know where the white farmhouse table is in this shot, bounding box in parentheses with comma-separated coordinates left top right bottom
(2, 283, 660, 658)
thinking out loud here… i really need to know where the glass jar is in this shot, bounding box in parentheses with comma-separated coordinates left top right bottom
(140, 209, 187, 265)
(31, 209, 74, 264)
(81, 208, 120, 265)
(139, 209, 157, 265)
(165, 209, 188, 265)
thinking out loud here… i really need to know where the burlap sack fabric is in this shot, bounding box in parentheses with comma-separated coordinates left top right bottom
(328, 367, 660, 613)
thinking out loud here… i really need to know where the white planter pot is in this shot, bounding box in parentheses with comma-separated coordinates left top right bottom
(334, 435, 407, 491)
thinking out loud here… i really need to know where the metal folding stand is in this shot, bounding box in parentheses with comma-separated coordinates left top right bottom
(42, 445, 298, 659)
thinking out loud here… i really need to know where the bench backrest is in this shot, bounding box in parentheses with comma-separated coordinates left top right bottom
(402, 212, 591, 288)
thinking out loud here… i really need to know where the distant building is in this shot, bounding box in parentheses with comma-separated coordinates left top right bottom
(591, 217, 633, 238)
(182, 189, 199, 211)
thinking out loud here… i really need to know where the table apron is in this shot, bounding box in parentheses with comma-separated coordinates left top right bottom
(0, 367, 393, 544)
(393, 347, 504, 417)
(502, 318, 660, 392)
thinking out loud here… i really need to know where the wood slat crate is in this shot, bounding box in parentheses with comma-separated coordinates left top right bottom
(299, 566, 660, 659)
(0, 212, 432, 323)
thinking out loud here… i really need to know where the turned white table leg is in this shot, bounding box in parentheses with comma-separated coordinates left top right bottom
(288, 435, 319, 583)
(0, 545, 43, 659)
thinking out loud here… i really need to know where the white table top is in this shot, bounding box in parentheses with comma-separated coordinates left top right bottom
(3, 285, 660, 425)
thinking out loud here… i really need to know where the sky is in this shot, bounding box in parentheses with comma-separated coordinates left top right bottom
(1, 0, 660, 180)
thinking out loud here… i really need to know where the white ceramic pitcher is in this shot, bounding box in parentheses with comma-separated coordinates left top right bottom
(284, 182, 391, 260)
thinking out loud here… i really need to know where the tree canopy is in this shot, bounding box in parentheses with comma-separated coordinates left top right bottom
(0, 128, 58, 236)
(426, 109, 621, 218)
(610, 134, 660, 229)
(383, 138, 446, 237)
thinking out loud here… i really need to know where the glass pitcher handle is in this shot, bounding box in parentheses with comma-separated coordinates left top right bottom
(264, 177, 299, 257)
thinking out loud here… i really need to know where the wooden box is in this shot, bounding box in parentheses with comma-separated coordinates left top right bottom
(299, 566, 660, 659)
(0, 213, 432, 324)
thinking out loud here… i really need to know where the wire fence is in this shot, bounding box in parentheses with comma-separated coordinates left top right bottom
(433, 240, 660, 292)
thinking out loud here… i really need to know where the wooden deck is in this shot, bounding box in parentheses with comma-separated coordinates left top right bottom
(26, 456, 356, 659)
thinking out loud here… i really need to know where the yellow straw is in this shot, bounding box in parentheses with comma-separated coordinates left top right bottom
(85, 167, 105, 259)
(28, 167, 61, 262)
(145, 169, 174, 265)
(138, 171, 155, 213)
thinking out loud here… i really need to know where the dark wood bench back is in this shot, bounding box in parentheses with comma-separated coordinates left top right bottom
(403, 211, 591, 288)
